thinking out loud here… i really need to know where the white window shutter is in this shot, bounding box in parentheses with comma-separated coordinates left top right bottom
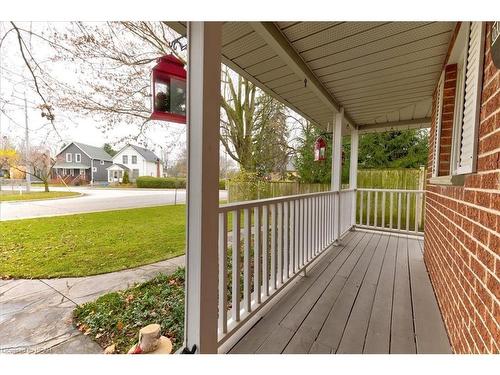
(457, 22, 486, 174)
(432, 71, 445, 177)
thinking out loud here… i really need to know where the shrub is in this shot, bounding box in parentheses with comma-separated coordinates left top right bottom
(122, 171, 130, 184)
(219, 179, 226, 190)
(136, 176, 186, 189)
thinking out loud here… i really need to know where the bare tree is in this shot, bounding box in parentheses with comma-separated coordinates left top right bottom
(9, 146, 56, 192)
(220, 67, 293, 176)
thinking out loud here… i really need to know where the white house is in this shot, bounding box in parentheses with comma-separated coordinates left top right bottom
(106, 144, 163, 183)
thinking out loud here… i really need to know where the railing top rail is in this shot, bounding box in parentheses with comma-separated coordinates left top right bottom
(357, 188, 425, 193)
(219, 189, 338, 213)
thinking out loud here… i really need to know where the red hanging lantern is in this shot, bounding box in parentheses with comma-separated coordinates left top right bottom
(314, 136, 327, 162)
(151, 55, 187, 124)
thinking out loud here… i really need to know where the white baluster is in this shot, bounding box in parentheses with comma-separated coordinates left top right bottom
(232, 209, 240, 322)
(218, 212, 227, 334)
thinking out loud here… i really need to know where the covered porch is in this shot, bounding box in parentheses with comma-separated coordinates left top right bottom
(173, 22, 455, 353)
(106, 164, 130, 183)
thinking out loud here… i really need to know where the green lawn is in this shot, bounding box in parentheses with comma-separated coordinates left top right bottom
(0, 191, 80, 201)
(0, 205, 186, 278)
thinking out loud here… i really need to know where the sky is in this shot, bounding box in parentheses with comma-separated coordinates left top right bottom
(0, 22, 188, 164)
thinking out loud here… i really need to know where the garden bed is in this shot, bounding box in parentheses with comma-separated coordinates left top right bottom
(73, 268, 185, 354)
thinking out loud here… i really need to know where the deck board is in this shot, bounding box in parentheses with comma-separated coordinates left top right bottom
(390, 237, 417, 354)
(409, 238, 452, 353)
(363, 236, 398, 353)
(229, 230, 451, 354)
(336, 234, 389, 353)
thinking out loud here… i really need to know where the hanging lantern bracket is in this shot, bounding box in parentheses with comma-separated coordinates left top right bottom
(171, 36, 187, 53)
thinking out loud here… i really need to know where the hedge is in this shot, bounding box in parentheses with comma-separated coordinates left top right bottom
(137, 176, 227, 189)
(136, 176, 186, 189)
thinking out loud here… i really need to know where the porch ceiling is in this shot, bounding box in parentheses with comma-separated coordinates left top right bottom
(167, 22, 456, 132)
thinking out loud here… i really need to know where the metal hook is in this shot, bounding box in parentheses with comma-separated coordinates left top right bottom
(171, 36, 187, 53)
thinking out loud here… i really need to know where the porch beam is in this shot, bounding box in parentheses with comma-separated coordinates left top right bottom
(184, 22, 222, 354)
(331, 108, 343, 241)
(250, 22, 356, 127)
(357, 118, 431, 134)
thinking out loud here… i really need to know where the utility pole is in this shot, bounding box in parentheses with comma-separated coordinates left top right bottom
(24, 93, 31, 193)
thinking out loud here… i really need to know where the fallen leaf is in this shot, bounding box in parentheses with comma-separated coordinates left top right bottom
(117, 321, 124, 331)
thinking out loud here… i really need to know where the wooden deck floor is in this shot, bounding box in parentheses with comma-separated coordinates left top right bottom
(229, 230, 451, 354)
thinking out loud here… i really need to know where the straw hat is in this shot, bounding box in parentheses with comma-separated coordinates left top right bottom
(128, 324, 172, 354)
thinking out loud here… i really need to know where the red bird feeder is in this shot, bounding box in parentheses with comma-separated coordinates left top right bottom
(151, 55, 187, 124)
(314, 136, 327, 162)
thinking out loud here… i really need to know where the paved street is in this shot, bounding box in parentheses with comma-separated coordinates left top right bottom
(0, 255, 185, 354)
(0, 187, 227, 221)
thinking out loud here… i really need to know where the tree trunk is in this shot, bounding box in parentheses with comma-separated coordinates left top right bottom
(44, 180, 50, 192)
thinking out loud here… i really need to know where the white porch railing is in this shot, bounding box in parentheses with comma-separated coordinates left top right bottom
(216, 190, 351, 349)
(339, 189, 356, 236)
(356, 188, 425, 235)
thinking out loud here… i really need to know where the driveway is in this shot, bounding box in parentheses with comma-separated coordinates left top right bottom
(0, 255, 185, 354)
(0, 187, 228, 221)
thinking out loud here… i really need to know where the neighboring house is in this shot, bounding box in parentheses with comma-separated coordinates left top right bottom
(107, 144, 163, 183)
(52, 142, 113, 184)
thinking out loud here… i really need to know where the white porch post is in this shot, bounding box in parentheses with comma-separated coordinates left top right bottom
(349, 125, 358, 227)
(184, 22, 222, 354)
(331, 108, 343, 241)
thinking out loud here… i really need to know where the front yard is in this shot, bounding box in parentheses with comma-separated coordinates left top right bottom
(0, 205, 186, 278)
(0, 191, 80, 201)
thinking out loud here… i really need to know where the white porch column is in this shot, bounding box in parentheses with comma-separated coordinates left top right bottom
(331, 108, 343, 241)
(349, 125, 358, 226)
(184, 22, 222, 354)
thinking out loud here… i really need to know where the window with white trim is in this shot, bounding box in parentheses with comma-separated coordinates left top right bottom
(66, 153, 72, 162)
(451, 22, 486, 175)
(75, 153, 81, 163)
(123, 155, 128, 164)
(432, 22, 486, 181)
(132, 155, 137, 164)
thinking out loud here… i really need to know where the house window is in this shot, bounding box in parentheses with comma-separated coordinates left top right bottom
(66, 153, 72, 162)
(132, 155, 137, 164)
(100, 160, 105, 165)
(132, 169, 139, 179)
(75, 153, 81, 163)
(123, 155, 128, 164)
(431, 22, 486, 183)
(451, 22, 486, 175)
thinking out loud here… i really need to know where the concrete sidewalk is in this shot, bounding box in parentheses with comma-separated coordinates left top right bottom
(0, 255, 185, 354)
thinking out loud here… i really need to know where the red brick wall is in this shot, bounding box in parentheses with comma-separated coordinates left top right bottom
(424, 22, 500, 354)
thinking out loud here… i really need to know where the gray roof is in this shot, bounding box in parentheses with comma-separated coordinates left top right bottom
(71, 142, 113, 161)
(106, 163, 130, 171)
(128, 144, 160, 163)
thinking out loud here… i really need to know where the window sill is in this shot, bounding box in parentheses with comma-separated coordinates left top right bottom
(429, 174, 466, 186)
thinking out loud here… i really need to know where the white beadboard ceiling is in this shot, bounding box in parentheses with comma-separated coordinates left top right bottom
(167, 22, 455, 132)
